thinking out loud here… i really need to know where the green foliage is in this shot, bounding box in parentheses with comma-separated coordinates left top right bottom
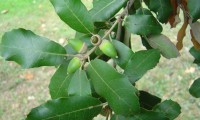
(50, 0, 94, 33)
(26, 96, 102, 120)
(139, 91, 161, 110)
(111, 109, 168, 120)
(0, 28, 66, 68)
(68, 70, 91, 96)
(153, 100, 181, 120)
(147, 34, 180, 59)
(189, 47, 200, 65)
(144, 0, 173, 23)
(189, 78, 200, 98)
(1, 0, 200, 119)
(113, 40, 134, 69)
(124, 49, 160, 83)
(87, 59, 140, 115)
(90, 0, 128, 22)
(188, 0, 200, 22)
(125, 14, 162, 36)
(49, 62, 72, 99)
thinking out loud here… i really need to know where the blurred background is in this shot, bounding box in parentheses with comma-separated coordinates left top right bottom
(0, 0, 200, 119)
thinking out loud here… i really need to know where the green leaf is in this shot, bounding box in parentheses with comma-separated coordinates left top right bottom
(190, 21, 200, 44)
(125, 14, 162, 36)
(75, 32, 93, 48)
(90, 0, 128, 22)
(144, 0, 173, 23)
(147, 34, 180, 59)
(189, 47, 200, 60)
(49, 62, 72, 99)
(189, 47, 200, 65)
(49, 45, 77, 99)
(139, 91, 161, 110)
(87, 59, 140, 116)
(189, 78, 200, 98)
(188, 0, 200, 22)
(136, 8, 153, 15)
(111, 109, 169, 120)
(194, 59, 200, 66)
(124, 49, 160, 83)
(112, 40, 134, 69)
(68, 70, 91, 96)
(0, 28, 66, 68)
(141, 36, 153, 50)
(26, 96, 102, 120)
(153, 100, 181, 120)
(50, 0, 94, 34)
(129, 0, 141, 14)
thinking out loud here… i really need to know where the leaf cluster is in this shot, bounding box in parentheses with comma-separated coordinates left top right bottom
(1, 0, 200, 119)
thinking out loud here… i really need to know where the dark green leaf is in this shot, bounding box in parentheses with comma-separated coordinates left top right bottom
(75, 32, 93, 48)
(90, 0, 128, 22)
(190, 21, 200, 44)
(141, 36, 153, 50)
(125, 14, 162, 36)
(136, 8, 153, 15)
(49, 44, 77, 99)
(129, 0, 141, 14)
(26, 96, 102, 120)
(0, 28, 66, 68)
(153, 100, 181, 120)
(147, 34, 180, 59)
(144, 0, 173, 23)
(188, 0, 200, 22)
(189, 78, 200, 98)
(50, 0, 94, 33)
(111, 109, 168, 120)
(194, 59, 200, 66)
(87, 59, 140, 116)
(68, 70, 91, 96)
(139, 91, 161, 110)
(189, 47, 200, 60)
(49, 62, 72, 99)
(112, 40, 134, 69)
(94, 22, 111, 30)
(124, 49, 160, 83)
(64, 44, 77, 56)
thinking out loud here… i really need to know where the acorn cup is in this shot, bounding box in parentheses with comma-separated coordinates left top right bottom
(68, 39, 88, 54)
(99, 40, 118, 58)
(67, 57, 82, 74)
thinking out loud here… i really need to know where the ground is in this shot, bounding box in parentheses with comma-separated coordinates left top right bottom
(0, 0, 200, 120)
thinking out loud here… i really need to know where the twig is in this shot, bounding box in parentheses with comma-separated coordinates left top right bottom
(84, 0, 136, 60)
(116, 19, 123, 40)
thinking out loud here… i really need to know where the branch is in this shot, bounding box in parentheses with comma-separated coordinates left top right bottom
(84, 0, 136, 60)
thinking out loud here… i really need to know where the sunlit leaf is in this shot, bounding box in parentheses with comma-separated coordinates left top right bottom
(189, 78, 200, 98)
(0, 28, 66, 68)
(87, 59, 140, 116)
(153, 100, 181, 120)
(68, 70, 91, 96)
(50, 0, 94, 33)
(124, 49, 160, 83)
(26, 96, 102, 120)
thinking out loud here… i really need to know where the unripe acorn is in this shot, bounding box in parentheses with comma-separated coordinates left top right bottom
(68, 39, 88, 54)
(99, 40, 118, 58)
(67, 57, 81, 74)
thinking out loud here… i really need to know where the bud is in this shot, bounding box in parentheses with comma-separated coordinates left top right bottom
(99, 40, 117, 58)
(68, 39, 88, 54)
(67, 57, 81, 74)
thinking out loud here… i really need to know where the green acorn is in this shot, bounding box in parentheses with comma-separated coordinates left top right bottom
(67, 57, 81, 74)
(99, 40, 117, 58)
(68, 39, 88, 54)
